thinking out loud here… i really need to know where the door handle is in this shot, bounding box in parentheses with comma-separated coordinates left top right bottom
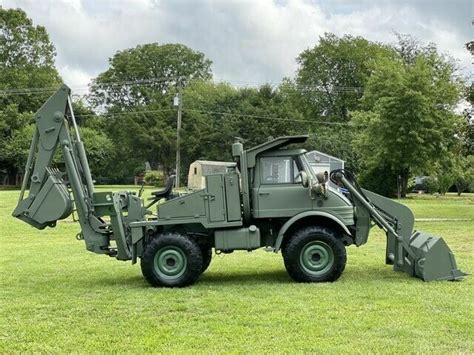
(201, 193, 215, 201)
(259, 192, 270, 196)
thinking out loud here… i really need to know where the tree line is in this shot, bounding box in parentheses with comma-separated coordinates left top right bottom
(1, 7, 473, 197)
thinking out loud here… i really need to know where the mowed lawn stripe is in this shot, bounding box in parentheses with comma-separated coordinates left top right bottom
(1, 189, 473, 352)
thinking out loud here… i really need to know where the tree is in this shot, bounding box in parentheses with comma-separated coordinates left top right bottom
(177, 80, 238, 167)
(0, 114, 33, 184)
(80, 126, 114, 181)
(292, 33, 392, 172)
(90, 43, 212, 108)
(0, 7, 61, 184)
(353, 43, 463, 197)
(165, 81, 306, 182)
(452, 41, 474, 195)
(0, 7, 61, 111)
(88, 43, 213, 181)
(295, 33, 391, 123)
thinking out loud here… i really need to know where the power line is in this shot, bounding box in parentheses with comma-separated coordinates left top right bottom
(0, 77, 366, 127)
(73, 106, 363, 127)
(0, 77, 366, 96)
(183, 108, 365, 127)
(0, 76, 187, 96)
(76, 108, 175, 118)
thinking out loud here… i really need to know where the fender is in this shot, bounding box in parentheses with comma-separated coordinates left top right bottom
(273, 211, 352, 252)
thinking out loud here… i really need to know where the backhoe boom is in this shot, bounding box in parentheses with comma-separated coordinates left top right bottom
(13, 85, 110, 254)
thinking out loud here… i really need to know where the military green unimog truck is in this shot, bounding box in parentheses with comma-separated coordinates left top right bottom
(13, 86, 465, 287)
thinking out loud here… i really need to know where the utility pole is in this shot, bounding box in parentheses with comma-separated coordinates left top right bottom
(174, 89, 182, 188)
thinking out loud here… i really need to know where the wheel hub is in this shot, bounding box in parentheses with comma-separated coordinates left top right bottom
(154, 246, 187, 280)
(166, 257, 176, 267)
(300, 241, 334, 276)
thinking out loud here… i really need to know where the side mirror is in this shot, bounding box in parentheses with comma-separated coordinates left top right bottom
(299, 171, 309, 188)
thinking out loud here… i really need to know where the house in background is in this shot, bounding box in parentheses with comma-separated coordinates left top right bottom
(305, 151, 344, 189)
(187, 160, 236, 190)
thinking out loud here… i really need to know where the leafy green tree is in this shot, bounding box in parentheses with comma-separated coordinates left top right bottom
(0, 7, 61, 111)
(0, 105, 32, 184)
(0, 117, 33, 184)
(179, 81, 306, 173)
(178, 80, 238, 167)
(353, 47, 463, 197)
(0, 7, 61, 184)
(292, 33, 393, 172)
(295, 33, 391, 122)
(454, 155, 474, 195)
(80, 126, 114, 181)
(90, 43, 212, 108)
(89, 44, 214, 181)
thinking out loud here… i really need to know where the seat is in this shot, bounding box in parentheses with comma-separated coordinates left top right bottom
(151, 175, 176, 200)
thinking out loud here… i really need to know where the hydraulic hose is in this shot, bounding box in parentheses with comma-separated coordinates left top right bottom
(330, 169, 371, 203)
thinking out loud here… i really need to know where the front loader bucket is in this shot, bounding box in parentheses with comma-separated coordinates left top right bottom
(408, 231, 466, 281)
(343, 186, 466, 282)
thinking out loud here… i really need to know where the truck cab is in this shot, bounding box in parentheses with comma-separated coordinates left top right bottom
(252, 148, 354, 224)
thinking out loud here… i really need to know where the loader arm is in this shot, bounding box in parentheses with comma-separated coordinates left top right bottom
(12, 85, 127, 257)
(331, 169, 466, 281)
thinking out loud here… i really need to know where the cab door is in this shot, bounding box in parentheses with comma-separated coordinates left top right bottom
(254, 156, 312, 218)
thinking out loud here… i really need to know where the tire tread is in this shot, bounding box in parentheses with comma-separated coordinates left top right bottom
(282, 225, 346, 282)
(141, 232, 203, 287)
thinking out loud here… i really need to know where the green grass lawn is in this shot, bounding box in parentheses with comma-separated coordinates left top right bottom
(1, 188, 473, 352)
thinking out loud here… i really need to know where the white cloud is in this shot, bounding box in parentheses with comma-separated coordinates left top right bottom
(2, 0, 472, 89)
(59, 65, 92, 92)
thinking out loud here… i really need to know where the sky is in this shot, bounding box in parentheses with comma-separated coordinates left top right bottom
(2, 0, 473, 93)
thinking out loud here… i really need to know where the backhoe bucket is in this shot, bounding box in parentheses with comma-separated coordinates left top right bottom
(408, 231, 466, 281)
(13, 170, 73, 230)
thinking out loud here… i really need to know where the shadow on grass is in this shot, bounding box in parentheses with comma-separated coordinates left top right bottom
(78, 265, 424, 290)
(80, 269, 291, 289)
(81, 270, 293, 288)
(200, 269, 291, 285)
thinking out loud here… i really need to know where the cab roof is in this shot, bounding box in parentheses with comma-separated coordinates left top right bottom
(244, 135, 308, 168)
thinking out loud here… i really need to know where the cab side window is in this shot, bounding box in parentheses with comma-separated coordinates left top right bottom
(261, 157, 300, 184)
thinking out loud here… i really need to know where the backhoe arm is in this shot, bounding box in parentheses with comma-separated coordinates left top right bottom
(12, 85, 110, 255)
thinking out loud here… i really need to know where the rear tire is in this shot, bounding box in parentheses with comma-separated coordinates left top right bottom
(200, 246, 213, 274)
(141, 232, 203, 287)
(282, 226, 346, 282)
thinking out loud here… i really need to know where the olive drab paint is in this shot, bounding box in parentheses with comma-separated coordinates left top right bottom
(12, 85, 466, 287)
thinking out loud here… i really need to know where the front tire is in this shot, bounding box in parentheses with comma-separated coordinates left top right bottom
(282, 226, 346, 282)
(141, 232, 203, 287)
